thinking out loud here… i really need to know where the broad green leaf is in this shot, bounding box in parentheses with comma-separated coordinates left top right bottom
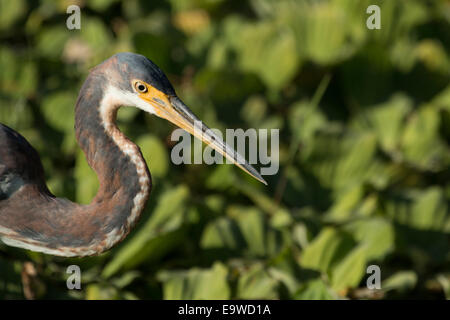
(436, 274, 450, 300)
(325, 184, 365, 222)
(390, 38, 418, 72)
(37, 26, 70, 58)
(410, 188, 448, 231)
(268, 267, 299, 296)
(432, 84, 450, 112)
(111, 271, 140, 289)
(86, 284, 119, 300)
(236, 208, 268, 257)
(80, 18, 112, 51)
(353, 94, 412, 153)
(231, 206, 281, 257)
(289, 100, 327, 147)
(300, 228, 355, 273)
(206, 165, 236, 190)
(294, 278, 335, 300)
(231, 20, 300, 90)
(201, 217, 245, 251)
(117, 106, 139, 122)
(75, 150, 99, 204)
(383, 188, 449, 263)
(331, 245, 367, 292)
(0, 98, 33, 129)
(401, 105, 449, 171)
(17, 61, 38, 97)
(235, 182, 291, 223)
(382, 271, 417, 293)
(158, 262, 230, 300)
(41, 91, 76, 132)
(0, 0, 26, 30)
(136, 134, 169, 178)
(292, 223, 310, 249)
(287, 1, 358, 65)
(237, 263, 278, 299)
(385, 187, 448, 231)
(240, 95, 267, 127)
(344, 218, 394, 260)
(268, 247, 310, 296)
(207, 39, 228, 69)
(102, 185, 189, 277)
(202, 206, 282, 257)
(303, 131, 378, 191)
(0, 48, 37, 98)
(415, 39, 450, 73)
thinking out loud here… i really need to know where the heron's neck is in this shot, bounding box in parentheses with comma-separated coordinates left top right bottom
(73, 75, 151, 252)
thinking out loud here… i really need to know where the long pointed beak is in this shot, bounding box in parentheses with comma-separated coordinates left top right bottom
(139, 89, 267, 185)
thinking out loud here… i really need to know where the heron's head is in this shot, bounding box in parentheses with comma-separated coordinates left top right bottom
(92, 52, 266, 185)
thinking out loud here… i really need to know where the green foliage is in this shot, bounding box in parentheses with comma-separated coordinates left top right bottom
(0, 0, 449, 300)
(102, 185, 190, 278)
(158, 262, 230, 300)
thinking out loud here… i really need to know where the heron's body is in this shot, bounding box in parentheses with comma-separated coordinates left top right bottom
(0, 53, 265, 257)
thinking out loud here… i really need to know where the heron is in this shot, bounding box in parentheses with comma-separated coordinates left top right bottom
(0, 52, 266, 257)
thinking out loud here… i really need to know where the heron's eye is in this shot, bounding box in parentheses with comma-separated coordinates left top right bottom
(134, 81, 148, 93)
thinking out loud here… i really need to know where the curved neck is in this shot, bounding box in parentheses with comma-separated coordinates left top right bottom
(0, 72, 152, 257)
(75, 75, 151, 203)
(0, 74, 152, 257)
(72, 73, 152, 254)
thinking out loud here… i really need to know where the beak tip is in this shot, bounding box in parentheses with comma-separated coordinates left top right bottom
(253, 172, 267, 185)
(168, 96, 268, 186)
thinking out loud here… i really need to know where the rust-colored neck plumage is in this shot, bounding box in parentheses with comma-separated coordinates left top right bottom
(73, 72, 152, 253)
(0, 72, 151, 257)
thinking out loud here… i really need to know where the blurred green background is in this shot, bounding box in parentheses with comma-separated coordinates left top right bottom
(0, 0, 449, 300)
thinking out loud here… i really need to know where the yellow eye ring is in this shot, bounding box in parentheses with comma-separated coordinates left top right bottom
(133, 80, 148, 93)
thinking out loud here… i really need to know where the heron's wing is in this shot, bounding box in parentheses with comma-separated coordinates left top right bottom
(0, 123, 50, 200)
